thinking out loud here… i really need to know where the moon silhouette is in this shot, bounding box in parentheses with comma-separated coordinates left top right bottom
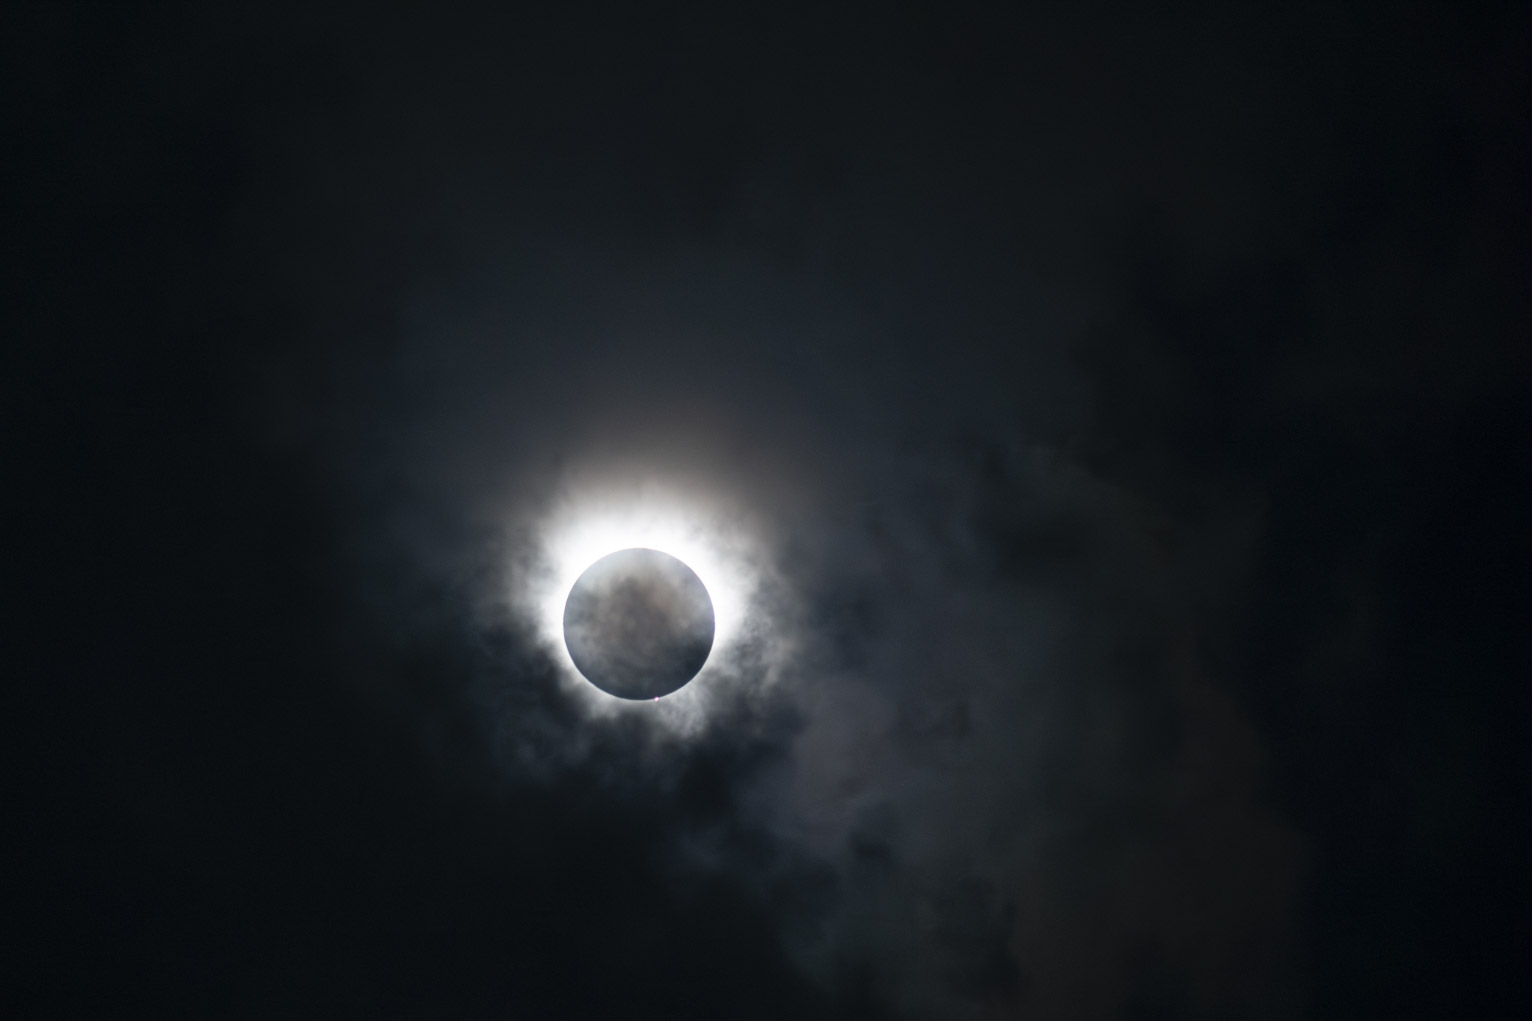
(562, 548, 715, 699)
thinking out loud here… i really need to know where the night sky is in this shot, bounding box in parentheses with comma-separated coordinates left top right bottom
(11, 3, 1530, 1018)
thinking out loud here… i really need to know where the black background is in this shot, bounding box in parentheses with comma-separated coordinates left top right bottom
(10, 2, 1530, 1018)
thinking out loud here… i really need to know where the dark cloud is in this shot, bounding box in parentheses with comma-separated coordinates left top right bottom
(12, 2, 1528, 1019)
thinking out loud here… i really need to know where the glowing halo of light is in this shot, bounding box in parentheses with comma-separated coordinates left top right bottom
(528, 485, 756, 701)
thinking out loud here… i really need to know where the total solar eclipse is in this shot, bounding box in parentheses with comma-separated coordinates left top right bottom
(562, 548, 716, 699)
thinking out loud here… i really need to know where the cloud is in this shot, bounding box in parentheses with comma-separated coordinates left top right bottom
(30, 3, 1519, 1016)
(246, 198, 1309, 1017)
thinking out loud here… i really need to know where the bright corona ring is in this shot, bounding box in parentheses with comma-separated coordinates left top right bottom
(535, 489, 752, 702)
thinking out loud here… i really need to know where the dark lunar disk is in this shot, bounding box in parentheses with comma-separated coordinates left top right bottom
(562, 548, 715, 699)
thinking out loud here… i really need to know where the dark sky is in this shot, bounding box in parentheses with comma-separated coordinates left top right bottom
(10, 2, 1530, 1018)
